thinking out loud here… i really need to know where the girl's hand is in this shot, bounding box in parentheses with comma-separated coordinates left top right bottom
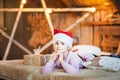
(59, 54, 64, 64)
(51, 53, 60, 62)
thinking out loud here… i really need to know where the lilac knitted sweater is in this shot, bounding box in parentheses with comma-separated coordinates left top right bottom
(42, 51, 95, 74)
(41, 51, 84, 74)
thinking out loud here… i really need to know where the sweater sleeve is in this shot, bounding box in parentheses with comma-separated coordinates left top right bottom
(41, 60, 56, 75)
(61, 54, 83, 74)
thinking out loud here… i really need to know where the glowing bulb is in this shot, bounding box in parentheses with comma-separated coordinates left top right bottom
(90, 7, 96, 13)
(21, 0, 26, 4)
(46, 9, 52, 13)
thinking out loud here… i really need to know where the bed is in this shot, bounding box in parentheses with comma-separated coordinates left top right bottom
(0, 45, 120, 80)
(0, 59, 120, 80)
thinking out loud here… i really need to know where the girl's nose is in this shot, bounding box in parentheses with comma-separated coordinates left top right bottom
(57, 44, 61, 47)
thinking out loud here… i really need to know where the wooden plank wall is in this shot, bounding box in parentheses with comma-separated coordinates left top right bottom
(52, 9, 120, 53)
(101, 26, 120, 52)
(80, 13, 93, 45)
(94, 10, 120, 53)
(0, 0, 4, 28)
(93, 11, 101, 47)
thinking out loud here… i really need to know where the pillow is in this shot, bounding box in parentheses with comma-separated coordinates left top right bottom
(83, 56, 120, 72)
(72, 45, 101, 55)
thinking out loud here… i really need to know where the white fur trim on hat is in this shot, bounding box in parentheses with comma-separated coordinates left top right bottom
(53, 33, 73, 49)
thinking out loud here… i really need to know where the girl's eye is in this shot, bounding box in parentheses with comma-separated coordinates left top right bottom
(55, 42, 59, 45)
(61, 42, 65, 45)
(55, 41, 65, 45)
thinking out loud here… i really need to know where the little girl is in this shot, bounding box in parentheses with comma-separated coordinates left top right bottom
(41, 29, 84, 75)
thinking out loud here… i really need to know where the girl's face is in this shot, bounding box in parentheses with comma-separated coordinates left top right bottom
(54, 40, 69, 53)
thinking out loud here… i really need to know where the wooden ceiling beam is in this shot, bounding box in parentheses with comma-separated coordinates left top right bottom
(0, 7, 95, 12)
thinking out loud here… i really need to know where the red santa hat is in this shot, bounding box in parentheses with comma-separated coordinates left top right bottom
(53, 29, 73, 49)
